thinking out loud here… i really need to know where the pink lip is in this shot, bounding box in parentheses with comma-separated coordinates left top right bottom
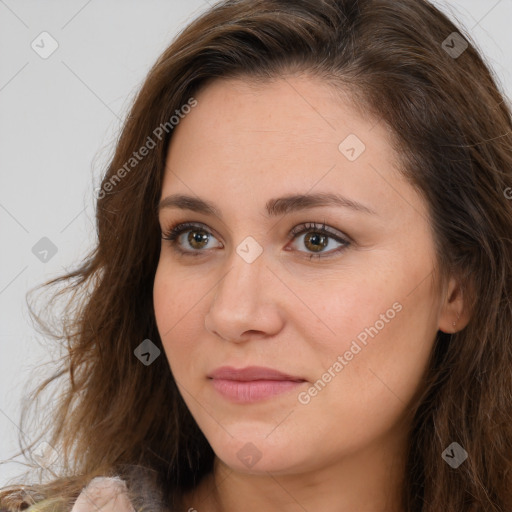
(208, 365, 305, 381)
(208, 366, 306, 403)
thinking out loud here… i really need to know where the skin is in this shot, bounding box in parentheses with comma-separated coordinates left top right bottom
(153, 74, 469, 512)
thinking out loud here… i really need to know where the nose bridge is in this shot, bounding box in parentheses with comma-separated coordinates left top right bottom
(213, 242, 266, 311)
(205, 241, 281, 341)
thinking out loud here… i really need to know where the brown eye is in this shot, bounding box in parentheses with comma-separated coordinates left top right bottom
(162, 221, 350, 260)
(186, 229, 210, 250)
(288, 222, 351, 260)
(303, 232, 329, 253)
(162, 222, 222, 256)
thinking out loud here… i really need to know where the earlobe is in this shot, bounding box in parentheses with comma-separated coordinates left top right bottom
(438, 276, 471, 334)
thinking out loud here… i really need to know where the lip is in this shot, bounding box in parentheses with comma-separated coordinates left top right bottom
(208, 365, 305, 382)
(208, 366, 307, 403)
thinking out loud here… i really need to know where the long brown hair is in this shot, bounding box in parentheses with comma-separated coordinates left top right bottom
(2, 0, 512, 510)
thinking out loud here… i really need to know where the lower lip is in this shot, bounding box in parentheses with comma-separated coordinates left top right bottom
(210, 379, 305, 403)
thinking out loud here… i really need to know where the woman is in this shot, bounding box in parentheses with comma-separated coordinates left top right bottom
(1, 0, 512, 510)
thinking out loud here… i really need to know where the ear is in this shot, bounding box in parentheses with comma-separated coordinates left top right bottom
(438, 275, 471, 333)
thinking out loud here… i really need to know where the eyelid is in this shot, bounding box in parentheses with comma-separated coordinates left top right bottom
(160, 219, 350, 241)
(161, 221, 223, 249)
(288, 221, 351, 244)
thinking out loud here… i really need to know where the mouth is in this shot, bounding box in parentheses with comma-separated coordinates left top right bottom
(208, 365, 306, 381)
(207, 366, 307, 403)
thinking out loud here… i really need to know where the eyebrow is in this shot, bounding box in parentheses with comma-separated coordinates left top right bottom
(158, 192, 377, 218)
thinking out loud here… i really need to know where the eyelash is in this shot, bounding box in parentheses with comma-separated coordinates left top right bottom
(161, 221, 351, 260)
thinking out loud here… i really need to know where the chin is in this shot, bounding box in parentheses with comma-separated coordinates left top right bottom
(206, 427, 310, 475)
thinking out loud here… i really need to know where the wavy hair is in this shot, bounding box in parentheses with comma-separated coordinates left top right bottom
(1, 0, 512, 510)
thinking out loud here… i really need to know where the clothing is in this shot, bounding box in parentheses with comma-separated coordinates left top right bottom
(24, 471, 173, 511)
(70, 477, 135, 512)
(24, 477, 136, 512)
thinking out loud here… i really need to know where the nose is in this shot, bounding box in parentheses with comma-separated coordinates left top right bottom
(204, 247, 284, 343)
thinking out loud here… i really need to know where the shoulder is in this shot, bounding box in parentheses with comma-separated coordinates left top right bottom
(70, 477, 135, 512)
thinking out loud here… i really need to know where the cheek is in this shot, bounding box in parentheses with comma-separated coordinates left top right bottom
(153, 262, 210, 374)
(154, 259, 196, 333)
(282, 268, 402, 366)
(294, 255, 438, 392)
(304, 275, 438, 419)
(153, 264, 178, 340)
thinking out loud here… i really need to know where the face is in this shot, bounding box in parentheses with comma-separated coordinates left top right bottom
(153, 75, 447, 476)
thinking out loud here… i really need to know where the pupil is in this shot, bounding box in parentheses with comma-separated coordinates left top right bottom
(306, 233, 326, 252)
(189, 230, 208, 248)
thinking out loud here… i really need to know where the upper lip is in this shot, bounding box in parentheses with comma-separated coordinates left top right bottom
(208, 366, 306, 382)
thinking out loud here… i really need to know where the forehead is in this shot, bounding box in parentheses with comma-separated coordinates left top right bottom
(164, 75, 387, 173)
(174, 75, 374, 146)
(160, 75, 426, 224)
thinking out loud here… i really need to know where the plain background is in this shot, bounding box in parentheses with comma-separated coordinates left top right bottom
(1, 0, 511, 487)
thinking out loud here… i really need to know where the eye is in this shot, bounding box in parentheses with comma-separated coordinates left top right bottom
(161, 220, 351, 260)
(287, 221, 351, 260)
(161, 221, 222, 257)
